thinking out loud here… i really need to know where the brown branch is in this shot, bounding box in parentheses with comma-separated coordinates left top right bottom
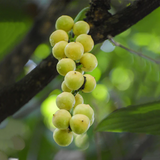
(85, 0, 160, 44)
(0, 0, 160, 123)
(0, 54, 58, 123)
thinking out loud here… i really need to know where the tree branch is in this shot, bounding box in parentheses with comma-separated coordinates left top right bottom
(108, 35, 160, 64)
(85, 0, 160, 44)
(0, 0, 160, 123)
(0, 54, 58, 123)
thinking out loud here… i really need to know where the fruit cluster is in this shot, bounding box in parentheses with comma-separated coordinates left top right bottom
(49, 15, 98, 146)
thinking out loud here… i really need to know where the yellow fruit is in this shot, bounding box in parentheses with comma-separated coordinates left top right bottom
(73, 21, 90, 36)
(52, 41, 68, 60)
(56, 58, 76, 76)
(61, 81, 72, 92)
(53, 128, 73, 146)
(65, 42, 84, 60)
(56, 92, 75, 110)
(70, 114, 90, 134)
(52, 109, 71, 129)
(73, 93, 84, 108)
(55, 15, 74, 32)
(64, 71, 84, 90)
(76, 34, 94, 52)
(80, 53, 98, 72)
(49, 30, 68, 47)
(82, 74, 96, 93)
(73, 104, 94, 125)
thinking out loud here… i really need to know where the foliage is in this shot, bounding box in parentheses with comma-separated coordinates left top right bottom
(0, 0, 160, 160)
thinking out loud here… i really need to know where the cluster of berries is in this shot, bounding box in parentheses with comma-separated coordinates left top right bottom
(49, 15, 98, 146)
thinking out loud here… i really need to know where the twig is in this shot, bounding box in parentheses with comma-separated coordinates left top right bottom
(107, 35, 160, 64)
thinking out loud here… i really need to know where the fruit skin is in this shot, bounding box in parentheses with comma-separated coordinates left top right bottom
(65, 42, 84, 60)
(56, 92, 75, 110)
(76, 34, 94, 52)
(73, 93, 84, 108)
(73, 104, 94, 125)
(52, 41, 68, 60)
(49, 30, 68, 47)
(70, 114, 90, 134)
(56, 58, 76, 76)
(55, 15, 74, 32)
(82, 74, 96, 93)
(53, 128, 73, 146)
(80, 53, 98, 72)
(73, 21, 90, 36)
(64, 71, 84, 90)
(61, 81, 72, 92)
(52, 109, 71, 129)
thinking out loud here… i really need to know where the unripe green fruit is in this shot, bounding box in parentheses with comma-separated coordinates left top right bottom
(53, 128, 73, 146)
(76, 34, 94, 52)
(73, 104, 94, 125)
(65, 42, 84, 60)
(80, 53, 98, 72)
(82, 74, 96, 93)
(64, 71, 84, 90)
(52, 109, 71, 129)
(49, 30, 68, 47)
(61, 81, 72, 92)
(56, 58, 76, 76)
(52, 41, 68, 60)
(55, 15, 74, 32)
(70, 114, 90, 134)
(73, 93, 84, 108)
(56, 92, 75, 110)
(73, 21, 90, 36)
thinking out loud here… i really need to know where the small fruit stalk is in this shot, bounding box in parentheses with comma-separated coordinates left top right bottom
(49, 15, 98, 147)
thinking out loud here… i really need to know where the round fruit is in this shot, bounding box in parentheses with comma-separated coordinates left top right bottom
(49, 30, 68, 47)
(73, 21, 90, 36)
(76, 34, 94, 52)
(53, 128, 73, 146)
(52, 109, 71, 129)
(70, 114, 90, 134)
(80, 53, 98, 72)
(52, 41, 68, 60)
(55, 15, 74, 32)
(73, 93, 84, 108)
(56, 58, 76, 76)
(73, 104, 94, 125)
(56, 92, 75, 110)
(82, 74, 96, 93)
(64, 71, 84, 90)
(61, 81, 72, 92)
(65, 42, 84, 60)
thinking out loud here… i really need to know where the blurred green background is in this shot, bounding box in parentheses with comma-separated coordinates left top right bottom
(0, 0, 160, 160)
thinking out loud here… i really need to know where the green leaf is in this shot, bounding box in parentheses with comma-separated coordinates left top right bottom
(74, 7, 90, 23)
(95, 101, 160, 135)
